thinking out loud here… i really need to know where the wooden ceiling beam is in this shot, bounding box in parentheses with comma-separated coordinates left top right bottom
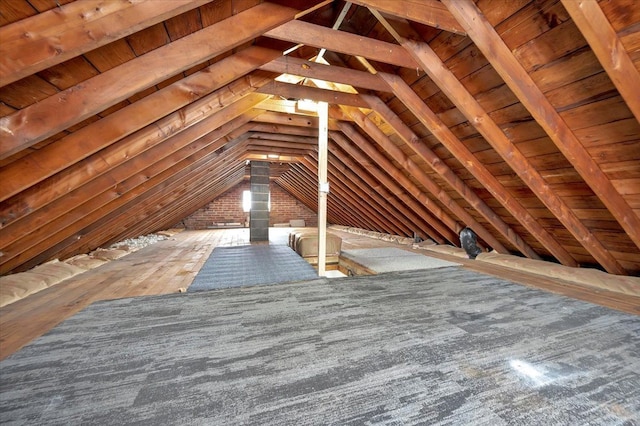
(312, 151, 415, 236)
(250, 123, 319, 137)
(337, 120, 461, 244)
(75, 148, 250, 258)
(109, 156, 251, 246)
(327, 139, 445, 243)
(331, 127, 458, 244)
(257, 81, 370, 108)
(0, 47, 281, 202)
(0, 113, 257, 260)
(4, 134, 250, 273)
(259, 55, 392, 92)
(248, 132, 318, 145)
(103, 161, 247, 249)
(350, 0, 466, 36)
(136, 167, 247, 240)
(294, 161, 386, 232)
(0, 115, 255, 273)
(560, 0, 640, 125)
(276, 173, 317, 212)
(377, 13, 627, 274)
(324, 151, 433, 241)
(283, 165, 356, 226)
(0, 90, 268, 229)
(0, 0, 211, 87)
(264, 20, 420, 69)
(301, 156, 408, 235)
(444, 0, 640, 254)
(119, 158, 251, 241)
(346, 105, 506, 253)
(74, 140, 252, 255)
(373, 78, 578, 266)
(0, 2, 300, 159)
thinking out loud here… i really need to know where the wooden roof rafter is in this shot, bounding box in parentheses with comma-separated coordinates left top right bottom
(375, 74, 578, 266)
(443, 0, 640, 253)
(560, 0, 640, 124)
(325, 141, 445, 243)
(370, 11, 628, 275)
(0, 0, 212, 87)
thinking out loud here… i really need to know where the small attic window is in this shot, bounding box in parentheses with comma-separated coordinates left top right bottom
(243, 190, 271, 212)
(242, 190, 251, 212)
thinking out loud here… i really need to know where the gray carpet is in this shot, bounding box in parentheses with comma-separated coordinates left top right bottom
(341, 247, 460, 272)
(1, 267, 639, 425)
(188, 244, 319, 292)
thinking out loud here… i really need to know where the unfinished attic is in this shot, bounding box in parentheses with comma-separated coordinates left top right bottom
(1, 0, 639, 423)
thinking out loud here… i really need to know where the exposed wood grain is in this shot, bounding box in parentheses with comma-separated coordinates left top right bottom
(0, 2, 300, 159)
(0, 98, 266, 274)
(364, 93, 545, 260)
(335, 124, 460, 245)
(378, 73, 578, 266)
(346, 106, 507, 253)
(0, 48, 281, 203)
(264, 20, 419, 69)
(329, 133, 446, 243)
(0, 0, 209, 87)
(561, 0, 640, 124)
(259, 56, 392, 92)
(257, 81, 370, 108)
(377, 13, 626, 274)
(351, 0, 466, 35)
(445, 0, 640, 254)
(315, 151, 421, 238)
(301, 156, 406, 235)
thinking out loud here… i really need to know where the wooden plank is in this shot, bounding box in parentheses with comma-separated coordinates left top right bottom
(335, 123, 460, 245)
(0, 0, 210, 87)
(364, 94, 546, 260)
(377, 13, 626, 274)
(350, 0, 466, 35)
(561, 0, 640, 124)
(326, 141, 445, 243)
(257, 81, 370, 108)
(22, 143, 251, 271)
(0, 0, 37, 26)
(264, 20, 420, 69)
(346, 106, 507, 253)
(298, 159, 399, 236)
(0, 47, 281, 202)
(0, 2, 301, 159)
(303, 156, 407, 236)
(320, 152, 423, 237)
(330, 133, 446, 242)
(259, 56, 392, 92)
(379, 74, 577, 266)
(0, 114, 258, 269)
(297, 162, 385, 231)
(444, 0, 640, 254)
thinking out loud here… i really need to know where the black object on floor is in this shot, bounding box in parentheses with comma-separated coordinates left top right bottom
(1, 267, 639, 425)
(188, 244, 319, 292)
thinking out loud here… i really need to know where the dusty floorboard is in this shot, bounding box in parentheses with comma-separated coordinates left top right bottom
(0, 228, 638, 361)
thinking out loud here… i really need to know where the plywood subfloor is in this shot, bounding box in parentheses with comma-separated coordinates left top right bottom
(1, 227, 638, 361)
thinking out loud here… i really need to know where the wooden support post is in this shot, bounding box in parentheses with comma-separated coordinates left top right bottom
(317, 101, 329, 277)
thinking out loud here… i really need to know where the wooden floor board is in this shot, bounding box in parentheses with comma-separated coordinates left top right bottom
(1, 227, 638, 361)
